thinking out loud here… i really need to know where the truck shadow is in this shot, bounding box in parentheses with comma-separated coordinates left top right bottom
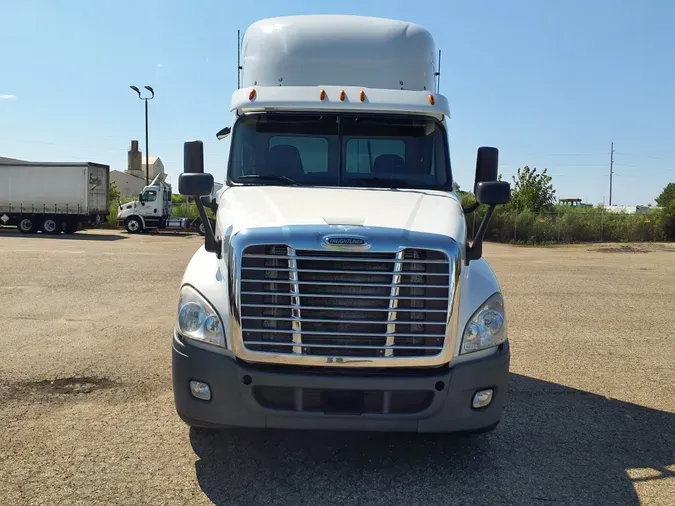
(0, 228, 127, 241)
(189, 373, 674, 505)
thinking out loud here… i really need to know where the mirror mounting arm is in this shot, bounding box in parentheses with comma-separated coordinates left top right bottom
(465, 205, 495, 265)
(194, 199, 222, 258)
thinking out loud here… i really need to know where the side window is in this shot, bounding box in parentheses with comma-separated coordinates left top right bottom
(345, 139, 406, 173)
(142, 189, 157, 202)
(269, 136, 329, 173)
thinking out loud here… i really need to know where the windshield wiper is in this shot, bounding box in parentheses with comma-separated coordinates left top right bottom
(237, 174, 298, 186)
(347, 177, 411, 188)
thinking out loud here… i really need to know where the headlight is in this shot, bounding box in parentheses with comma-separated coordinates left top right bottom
(461, 293, 506, 354)
(176, 285, 225, 347)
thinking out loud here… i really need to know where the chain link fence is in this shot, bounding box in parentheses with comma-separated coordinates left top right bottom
(467, 209, 673, 244)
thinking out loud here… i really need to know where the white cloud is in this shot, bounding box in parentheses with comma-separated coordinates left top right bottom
(156, 63, 164, 68)
(0, 94, 17, 100)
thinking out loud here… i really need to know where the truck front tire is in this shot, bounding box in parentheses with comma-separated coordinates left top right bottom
(125, 216, 143, 234)
(18, 217, 38, 234)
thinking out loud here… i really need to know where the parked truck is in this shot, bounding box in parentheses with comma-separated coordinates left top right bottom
(117, 172, 222, 235)
(0, 161, 109, 234)
(172, 15, 512, 434)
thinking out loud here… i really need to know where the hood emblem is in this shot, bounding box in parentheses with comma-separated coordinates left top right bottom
(322, 235, 369, 249)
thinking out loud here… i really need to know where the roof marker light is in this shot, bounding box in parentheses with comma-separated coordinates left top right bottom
(320, 89, 326, 100)
(339, 90, 346, 101)
(249, 89, 256, 101)
(359, 90, 366, 102)
(428, 94, 435, 105)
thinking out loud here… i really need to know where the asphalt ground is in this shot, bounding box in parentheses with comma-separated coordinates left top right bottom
(1, 227, 673, 505)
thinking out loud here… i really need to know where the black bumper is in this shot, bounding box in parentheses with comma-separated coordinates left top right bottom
(172, 333, 510, 433)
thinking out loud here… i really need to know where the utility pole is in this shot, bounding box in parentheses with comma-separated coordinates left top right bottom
(609, 142, 615, 206)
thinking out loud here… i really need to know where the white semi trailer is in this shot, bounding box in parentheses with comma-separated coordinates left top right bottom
(0, 161, 109, 234)
(172, 15, 512, 434)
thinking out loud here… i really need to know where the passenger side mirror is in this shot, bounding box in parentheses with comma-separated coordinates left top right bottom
(184, 140, 205, 174)
(475, 181, 510, 206)
(466, 146, 510, 265)
(179, 173, 214, 197)
(474, 146, 499, 190)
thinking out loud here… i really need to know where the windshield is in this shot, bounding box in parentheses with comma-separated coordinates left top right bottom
(227, 113, 452, 190)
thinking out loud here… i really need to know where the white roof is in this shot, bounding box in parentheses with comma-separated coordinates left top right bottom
(241, 15, 438, 92)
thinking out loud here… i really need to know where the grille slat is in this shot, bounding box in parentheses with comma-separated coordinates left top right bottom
(244, 341, 443, 350)
(242, 267, 448, 276)
(241, 291, 448, 301)
(242, 316, 446, 325)
(241, 304, 447, 313)
(244, 254, 447, 264)
(240, 244, 450, 358)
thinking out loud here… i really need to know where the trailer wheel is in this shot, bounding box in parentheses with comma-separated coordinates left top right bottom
(63, 220, 78, 234)
(41, 217, 62, 235)
(18, 217, 38, 234)
(125, 216, 143, 234)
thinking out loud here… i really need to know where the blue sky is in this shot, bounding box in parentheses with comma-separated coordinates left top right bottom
(1, 0, 673, 205)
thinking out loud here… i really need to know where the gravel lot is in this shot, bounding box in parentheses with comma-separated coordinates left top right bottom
(1, 228, 673, 505)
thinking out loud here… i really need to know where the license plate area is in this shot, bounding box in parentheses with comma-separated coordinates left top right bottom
(321, 390, 365, 415)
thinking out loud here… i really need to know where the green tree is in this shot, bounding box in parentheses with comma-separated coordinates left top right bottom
(109, 181, 120, 203)
(510, 165, 556, 212)
(656, 183, 675, 208)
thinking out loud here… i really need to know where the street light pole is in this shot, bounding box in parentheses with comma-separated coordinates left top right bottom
(130, 86, 155, 186)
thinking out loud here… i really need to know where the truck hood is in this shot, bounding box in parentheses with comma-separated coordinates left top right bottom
(218, 186, 466, 240)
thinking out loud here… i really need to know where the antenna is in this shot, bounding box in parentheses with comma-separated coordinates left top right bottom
(237, 29, 242, 89)
(435, 49, 442, 93)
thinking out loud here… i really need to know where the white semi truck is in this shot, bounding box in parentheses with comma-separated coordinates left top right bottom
(172, 15, 512, 434)
(0, 161, 109, 234)
(117, 173, 222, 235)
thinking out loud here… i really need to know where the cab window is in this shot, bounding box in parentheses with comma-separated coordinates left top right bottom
(141, 190, 157, 202)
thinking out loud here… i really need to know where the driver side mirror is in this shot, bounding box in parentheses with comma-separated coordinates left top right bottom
(138, 193, 144, 205)
(182, 139, 222, 257)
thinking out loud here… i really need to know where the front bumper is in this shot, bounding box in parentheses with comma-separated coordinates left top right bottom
(172, 333, 510, 433)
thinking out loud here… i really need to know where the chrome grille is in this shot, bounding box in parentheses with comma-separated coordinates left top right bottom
(240, 245, 450, 358)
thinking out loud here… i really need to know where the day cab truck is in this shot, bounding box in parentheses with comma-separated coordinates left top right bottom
(117, 172, 222, 235)
(0, 161, 109, 234)
(172, 14, 512, 434)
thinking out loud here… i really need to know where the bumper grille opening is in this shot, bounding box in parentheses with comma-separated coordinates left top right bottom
(240, 245, 450, 358)
(253, 386, 434, 415)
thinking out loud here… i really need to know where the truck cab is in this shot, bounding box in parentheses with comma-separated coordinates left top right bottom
(172, 15, 511, 434)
